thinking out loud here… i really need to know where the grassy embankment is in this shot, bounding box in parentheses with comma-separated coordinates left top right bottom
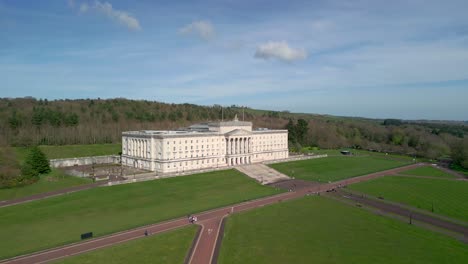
(14, 143, 122, 161)
(0, 169, 280, 259)
(400, 165, 457, 179)
(270, 155, 410, 182)
(219, 196, 468, 264)
(349, 176, 468, 223)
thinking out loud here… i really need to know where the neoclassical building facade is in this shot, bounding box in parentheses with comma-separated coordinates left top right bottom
(121, 117, 288, 173)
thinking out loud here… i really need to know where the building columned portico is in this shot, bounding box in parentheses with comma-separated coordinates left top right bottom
(121, 116, 288, 173)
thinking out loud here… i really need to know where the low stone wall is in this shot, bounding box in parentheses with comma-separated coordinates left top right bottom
(50, 155, 121, 168)
(109, 167, 230, 186)
(107, 154, 329, 187)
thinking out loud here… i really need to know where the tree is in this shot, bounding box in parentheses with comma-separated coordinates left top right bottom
(8, 110, 23, 130)
(285, 119, 296, 143)
(24, 146, 51, 175)
(383, 119, 403, 126)
(450, 138, 468, 169)
(296, 119, 309, 145)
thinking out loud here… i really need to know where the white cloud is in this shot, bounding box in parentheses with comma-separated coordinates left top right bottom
(73, 1, 141, 31)
(254, 41, 308, 62)
(93, 1, 141, 31)
(179, 20, 215, 40)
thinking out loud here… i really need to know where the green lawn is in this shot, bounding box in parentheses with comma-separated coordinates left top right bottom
(218, 196, 468, 264)
(270, 156, 410, 182)
(57, 226, 197, 264)
(301, 149, 417, 161)
(14, 144, 121, 162)
(401, 166, 457, 179)
(349, 176, 468, 222)
(0, 169, 92, 201)
(0, 169, 280, 259)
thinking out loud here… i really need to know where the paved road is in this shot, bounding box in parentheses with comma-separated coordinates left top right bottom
(1, 163, 423, 264)
(189, 217, 225, 264)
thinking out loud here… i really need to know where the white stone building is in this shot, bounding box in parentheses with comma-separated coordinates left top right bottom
(121, 117, 288, 173)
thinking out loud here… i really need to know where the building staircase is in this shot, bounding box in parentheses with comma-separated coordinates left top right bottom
(236, 164, 290, 185)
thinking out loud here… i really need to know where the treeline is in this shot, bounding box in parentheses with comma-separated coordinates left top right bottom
(0, 97, 467, 169)
(287, 117, 467, 169)
(0, 98, 258, 146)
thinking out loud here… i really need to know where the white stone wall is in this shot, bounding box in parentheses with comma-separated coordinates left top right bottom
(50, 155, 121, 168)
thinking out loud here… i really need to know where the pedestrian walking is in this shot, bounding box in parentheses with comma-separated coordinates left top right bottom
(144, 230, 148, 236)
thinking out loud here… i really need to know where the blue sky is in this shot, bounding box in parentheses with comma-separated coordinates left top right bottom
(1, 0, 468, 120)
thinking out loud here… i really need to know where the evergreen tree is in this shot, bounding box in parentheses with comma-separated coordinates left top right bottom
(296, 119, 309, 145)
(285, 119, 296, 143)
(24, 146, 51, 175)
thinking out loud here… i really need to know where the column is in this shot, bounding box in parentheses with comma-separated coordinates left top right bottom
(234, 138, 237, 154)
(138, 140, 141, 157)
(226, 138, 229, 155)
(240, 138, 243, 154)
(245, 138, 248, 154)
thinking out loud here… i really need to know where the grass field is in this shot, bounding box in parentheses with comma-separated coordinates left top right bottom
(349, 176, 468, 222)
(0, 169, 92, 201)
(14, 144, 122, 162)
(0, 169, 280, 259)
(302, 149, 417, 161)
(401, 166, 457, 179)
(57, 226, 197, 264)
(270, 156, 410, 182)
(218, 196, 468, 264)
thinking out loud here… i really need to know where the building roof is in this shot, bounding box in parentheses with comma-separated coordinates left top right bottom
(225, 129, 252, 136)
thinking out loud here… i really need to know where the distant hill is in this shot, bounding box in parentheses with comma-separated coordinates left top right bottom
(0, 97, 466, 162)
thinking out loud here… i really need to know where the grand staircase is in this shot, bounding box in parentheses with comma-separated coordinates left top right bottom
(236, 164, 290, 185)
